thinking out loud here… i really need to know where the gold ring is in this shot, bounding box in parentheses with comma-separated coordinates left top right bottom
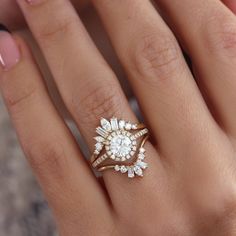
(90, 117, 149, 178)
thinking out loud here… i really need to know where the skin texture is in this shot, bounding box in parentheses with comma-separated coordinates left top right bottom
(1, 0, 236, 236)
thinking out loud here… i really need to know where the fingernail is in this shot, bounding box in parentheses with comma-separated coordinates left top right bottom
(25, 0, 43, 4)
(0, 24, 20, 71)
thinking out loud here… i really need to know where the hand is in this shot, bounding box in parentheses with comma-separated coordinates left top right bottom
(1, 0, 236, 235)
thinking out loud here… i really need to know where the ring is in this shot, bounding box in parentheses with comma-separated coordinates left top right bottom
(90, 117, 149, 178)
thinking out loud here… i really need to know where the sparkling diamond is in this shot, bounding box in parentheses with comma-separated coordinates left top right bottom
(94, 150, 99, 155)
(101, 118, 111, 131)
(95, 143, 103, 151)
(119, 120, 125, 129)
(138, 153, 145, 160)
(132, 124, 138, 129)
(136, 160, 148, 169)
(134, 166, 143, 176)
(120, 165, 127, 173)
(96, 127, 108, 138)
(110, 117, 119, 130)
(139, 148, 145, 153)
(128, 167, 135, 178)
(110, 134, 132, 158)
(125, 122, 132, 130)
(114, 165, 120, 171)
(130, 151, 135, 156)
(94, 136, 105, 143)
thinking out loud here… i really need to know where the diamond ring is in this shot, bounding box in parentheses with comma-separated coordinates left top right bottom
(90, 117, 149, 178)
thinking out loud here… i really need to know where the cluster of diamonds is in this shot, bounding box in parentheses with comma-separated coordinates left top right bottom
(94, 118, 138, 161)
(114, 147, 148, 178)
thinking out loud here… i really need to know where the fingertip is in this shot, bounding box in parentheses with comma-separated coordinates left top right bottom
(0, 27, 21, 71)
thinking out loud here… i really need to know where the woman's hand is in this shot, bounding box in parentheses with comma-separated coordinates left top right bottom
(0, 0, 89, 29)
(1, 0, 236, 235)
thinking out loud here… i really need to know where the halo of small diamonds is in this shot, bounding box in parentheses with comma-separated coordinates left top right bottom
(94, 118, 138, 160)
(92, 117, 149, 178)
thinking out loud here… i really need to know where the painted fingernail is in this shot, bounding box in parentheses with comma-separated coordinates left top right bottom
(0, 24, 20, 71)
(25, 0, 43, 4)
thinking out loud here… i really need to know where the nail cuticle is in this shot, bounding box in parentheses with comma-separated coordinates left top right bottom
(0, 24, 20, 71)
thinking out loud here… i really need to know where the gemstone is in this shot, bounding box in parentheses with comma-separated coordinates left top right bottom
(95, 143, 103, 151)
(110, 117, 119, 130)
(128, 167, 135, 178)
(96, 127, 108, 138)
(134, 166, 143, 176)
(136, 160, 148, 169)
(110, 134, 132, 158)
(132, 124, 138, 129)
(94, 136, 105, 143)
(101, 118, 112, 131)
(138, 153, 145, 160)
(125, 122, 132, 130)
(139, 148, 145, 153)
(119, 120, 125, 129)
(130, 151, 135, 156)
(114, 165, 120, 171)
(120, 165, 127, 173)
(94, 150, 99, 155)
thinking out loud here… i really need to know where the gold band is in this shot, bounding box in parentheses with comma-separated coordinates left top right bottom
(90, 118, 149, 178)
(91, 127, 149, 169)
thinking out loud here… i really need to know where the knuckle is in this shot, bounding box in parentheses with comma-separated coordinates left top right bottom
(199, 186, 236, 234)
(130, 33, 183, 83)
(24, 139, 67, 178)
(203, 14, 236, 57)
(74, 81, 123, 126)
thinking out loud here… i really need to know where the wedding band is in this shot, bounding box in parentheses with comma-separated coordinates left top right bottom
(90, 117, 149, 178)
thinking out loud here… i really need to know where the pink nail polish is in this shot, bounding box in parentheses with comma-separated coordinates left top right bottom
(25, 0, 43, 4)
(0, 26, 20, 71)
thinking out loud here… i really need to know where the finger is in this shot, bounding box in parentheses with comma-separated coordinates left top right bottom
(92, 1, 219, 160)
(155, 0, 236, 139)
(16, 0, 133, 146)
(16, 0, 166, 211)
(222, 0, 236, 14)
(0, 31, 112, 235)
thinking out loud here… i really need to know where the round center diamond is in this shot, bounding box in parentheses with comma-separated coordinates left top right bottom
(110, 134, 132, 158)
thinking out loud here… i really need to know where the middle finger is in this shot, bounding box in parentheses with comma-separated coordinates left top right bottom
(92, 0, 220, 162)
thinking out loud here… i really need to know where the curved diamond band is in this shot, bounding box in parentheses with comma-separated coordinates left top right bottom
(90, 118, 149, 178)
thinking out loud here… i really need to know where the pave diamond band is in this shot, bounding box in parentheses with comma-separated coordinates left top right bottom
(91, 118, 149, 178)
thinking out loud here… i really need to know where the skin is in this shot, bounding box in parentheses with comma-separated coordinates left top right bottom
(1, 0, 236, 235)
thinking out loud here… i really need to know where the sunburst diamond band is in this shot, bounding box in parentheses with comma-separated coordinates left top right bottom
(90, 117, 149, 178)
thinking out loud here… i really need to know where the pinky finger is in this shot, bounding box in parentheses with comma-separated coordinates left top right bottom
(0, 28, 113, 235)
